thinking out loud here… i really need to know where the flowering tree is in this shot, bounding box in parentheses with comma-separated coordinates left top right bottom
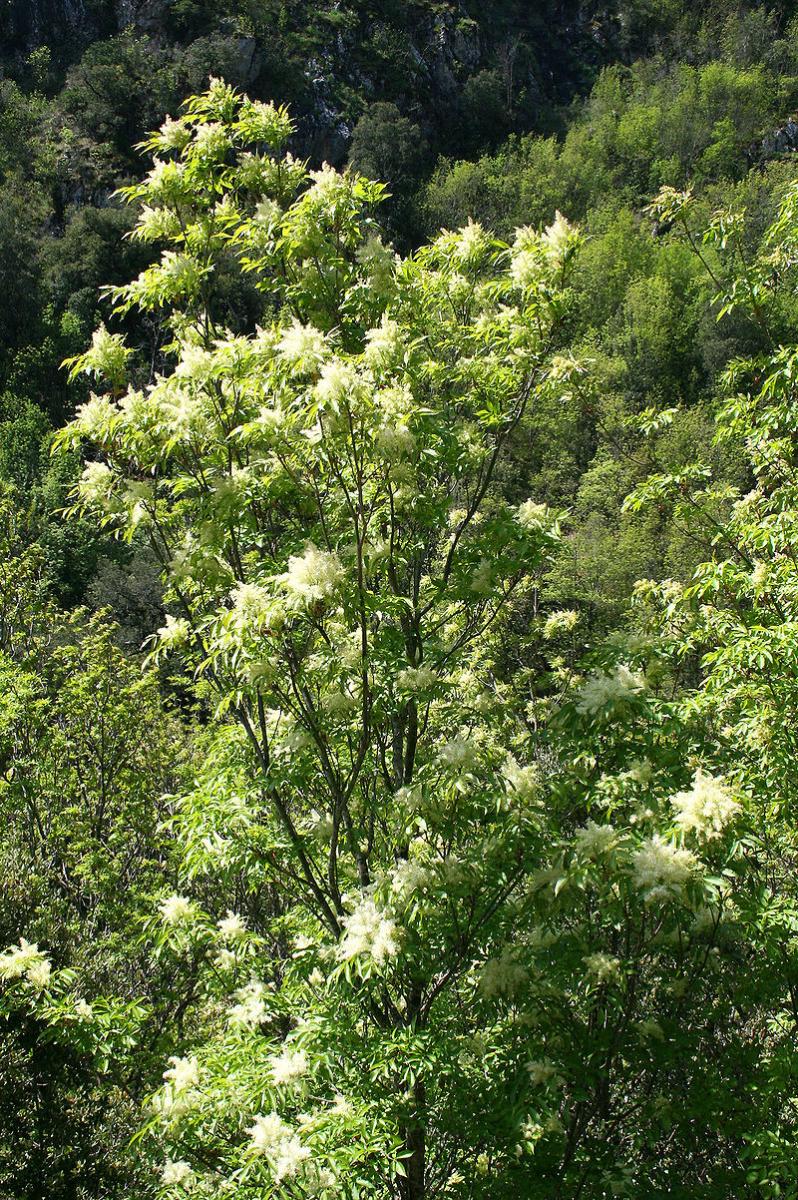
(19, 82, 756, 1198)
(52, 79, 582, 1198)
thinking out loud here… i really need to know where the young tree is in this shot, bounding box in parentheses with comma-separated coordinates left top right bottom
(32, 83, 756, 1199)
(53, 78, 582, 1198)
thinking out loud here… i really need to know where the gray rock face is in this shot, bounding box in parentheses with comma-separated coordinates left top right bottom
(0, 0, 169, 55)
(1, 0, 91, 50)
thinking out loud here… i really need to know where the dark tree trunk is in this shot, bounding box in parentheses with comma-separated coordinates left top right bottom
(401, 1078, 426, 1200)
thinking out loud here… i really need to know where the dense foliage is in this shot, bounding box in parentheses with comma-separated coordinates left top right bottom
(5, 2, 798, 1198)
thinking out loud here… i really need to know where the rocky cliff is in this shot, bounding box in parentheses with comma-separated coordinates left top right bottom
(0, 0, 173, 59)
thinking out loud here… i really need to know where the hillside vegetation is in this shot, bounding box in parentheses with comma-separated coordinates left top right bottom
(3, 3, 798, 1198)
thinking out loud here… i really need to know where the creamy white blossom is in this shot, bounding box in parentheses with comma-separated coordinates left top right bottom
(192, 120, 229, 158)
(217, 911, 247, 941)
(279, 545, 344, 607)
(479, 946, 527, 998)
(364, 316, 401, 370)
(269, 1046, 308, 1086)
(390, 858, 432, 901)
(274, 1137, 311, 1182)
(329, 1093, 352, 1117)
(314, 359, 364, 411)
(229, 979, 270, 1029)
(573, 820, 617, 859)
(247, 1113, 310, 1181)
(503, 756, 541, 803)
(438, 735, 477, 773)
(454, 219, 489, 266)
(527, 1059, 560, 1086)
(77, 460, 115, 506)
(576, 664, 644, 714)
(163, 1056, 200, 1092)
(158, 615, 190, 648)
(159, 115, 191, 150)
(135, 203, 182, 242)
(632, 835, 700, 900)
(355, 234, 396, 290)
(396, 665, 437, 692)
(158, 894, 196, 926)
(277, 320, 327, 372)
(308, 162, 348, 204)
(161, 1159, 195, 1187)
(230, 581, 274, 629)
(516, 499, 553, 530)
(542, 210, 578, 261)
(669, 769, 741, 840)
(338, 896, 399, 964)
(375, 419, 416, 459)
(73, 394, 118, 440)
(0, 939, 52, 989)
(26, 958, 52, 990)
(248, 1111, 292, 1153)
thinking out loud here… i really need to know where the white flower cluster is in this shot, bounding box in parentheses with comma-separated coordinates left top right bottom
(0, 938, 52, 990)
(632, 835, 700, 901)
(157, 614, 190, 649)
(315, 359, 361, 410)
(229, 979, 270, 1029)
(363, 315, 401, 371)
(269, 1046, 309, 1087)
(157, 1055, 201, 1120)
(503, 756, 541, 804)
(669, 769, 741, 840)
(438, 735, 477, 773)
(356, 234, 396, 292)
(135, 204, 182, 246)
(161, 1159, 195, 1187)
(307, 162, 348, 205)
(83, 323, 130, 383)
(374, 417, 416, 460)
(163, 1055, 200, 1092)
(230, 581, 276, 633)
(77, 460, 115, 507)
(277, 320, 327, 373)
(542, 211, 578, 261)
(247, 1112, 310, 1182)
(509, 228, 544, 290)
(390, 857, 432, 902)
(516, 499, 554, 531)
(338, 896, 399, 965)
(575, 664, 644, 715)
(217, 911, 247, 942)
(159, 114, 191, 150)
(508, 215, 577, 289)
(279, 545, 344, 608)
(73, 394, 118, 441)
(573, 820, 617, 859)
(527, 1058, 561, 1087)
(478, 946, 528, 998)
(396, 665, 437, 692)
(454, 219, 489, 267)
(158, 894, 196, 927)
(191, 120, 229, 159)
